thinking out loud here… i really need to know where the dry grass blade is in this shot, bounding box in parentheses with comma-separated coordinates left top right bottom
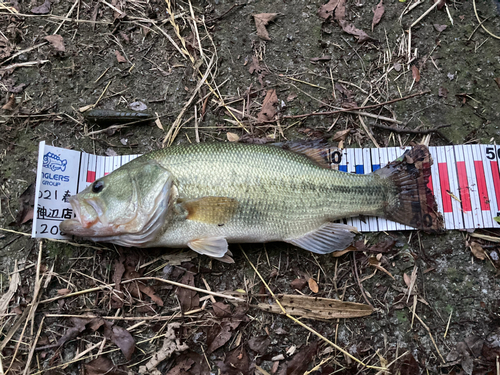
(0, 261, 20, 316)
(257, 294, 373, 320)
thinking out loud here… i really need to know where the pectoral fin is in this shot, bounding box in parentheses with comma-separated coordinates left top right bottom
(285, 223, 358, 254)
(188, 236, 229, 258)
(183, 197, 238, 225)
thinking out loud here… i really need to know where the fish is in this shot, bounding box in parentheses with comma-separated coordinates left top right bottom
(60, 142, 443, 263)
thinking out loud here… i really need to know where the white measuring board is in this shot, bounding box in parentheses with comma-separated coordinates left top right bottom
(32, 141, 500, 240)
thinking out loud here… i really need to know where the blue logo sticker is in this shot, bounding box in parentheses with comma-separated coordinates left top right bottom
(43, 152, 68, 172)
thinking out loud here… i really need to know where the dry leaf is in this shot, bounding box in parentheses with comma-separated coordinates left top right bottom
(31, 0, 51, 14)
(433, 0, 446, 10)
(175, 266, 199, 312)
(438, 87, 448, 98)
(248, 56, 261, 74)
(85, 357, 129, 375)
(372, 0, 384, 31)
(2, 94, 15, 110)
(0, 37, 12, 60)
(227, 132, 240, 142)
(411, 65, 420, 83)
(115, 50, 126, 63)
(217, 345, 250, 375)
(257, 89, 278, 122)
(286, 93, 297, 102)
(308, 278, 319, 293)
(276, 341, 319, 375)
(334, 0, 346, 21)
(253, 13, 278, 41)
(403, 273, 411, 288)
(338, 20, 371, 43)
(290, 278, 307, 290)
(257, 294, 373, 320)
(15, 183, 35, 225)
(44, 35, 65, 52)
(57, 288, 71, 296)
(248, 336, 270, 354)
(318, 0, 340, 20)
(470, 241, 486, 260)
(104, 321, 135, 361)
(155, 117, 164, 130)
(433, 24, 447, 32)
(331, 128, 350, 142)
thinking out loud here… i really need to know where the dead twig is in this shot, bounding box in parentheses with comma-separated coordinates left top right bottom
(370, 123, 450, 134)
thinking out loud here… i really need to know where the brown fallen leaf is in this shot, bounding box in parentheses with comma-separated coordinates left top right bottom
(166, 351, 210, 375)
(175, 265, 199, 312)
(318, 0, 340, 20)
(115, 50, 126, 63)
(257, 89, 278, 122)
(372, 0, 384, 31)
(470, 241, 486, 260)
(212, 302, 232, 318)
(290, 278, 308, 290)
(334, 0, 346, 21)
(85, 356, 129, 375)
(31, 0, 51, 14)
(248, 56, 261, 74)
(104, 321, 135, 361)
(15, 184, 35, 225)
(433, 24, 447, 32)
(412, 65, 421, 83)
(308, 278, 319, 293)
(57, 318, 89, 347)
(257, 294, 373, 320)
(331, 128, 350, 142)
(0, 36, 12, 60)
(438, 87, 448, 98)
(253, 13, 278, 41)
(339, 20, 371, 42)
(248, 335, 270, 354)
(44, 35, 65, 52)
(2, 94, 15, 111)
(217, 345, 250, 375)
(277, 341, 319, 375)
(433, 0, 446, 10)
(206, 305, 248, 353)
(227, 132, 240, 142)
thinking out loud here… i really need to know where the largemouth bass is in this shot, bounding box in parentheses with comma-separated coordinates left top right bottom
(60, 142, 443, 262)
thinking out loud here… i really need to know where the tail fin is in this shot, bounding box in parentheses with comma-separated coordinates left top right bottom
(374, 145, 444, 232)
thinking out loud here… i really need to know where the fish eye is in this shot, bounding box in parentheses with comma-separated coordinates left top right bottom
(92, 181, 104, 193)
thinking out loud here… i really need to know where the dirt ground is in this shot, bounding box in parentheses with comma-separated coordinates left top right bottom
(1, 0, 500, 373)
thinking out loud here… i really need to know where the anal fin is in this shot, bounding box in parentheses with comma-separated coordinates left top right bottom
(188, 237, 230, 259)
(285, 223, 357, 254)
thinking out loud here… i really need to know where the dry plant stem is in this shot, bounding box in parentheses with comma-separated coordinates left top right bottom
(411, 308, 445, 363)
(283, 91, 429, 120)
(0, 42, 47, 66)
(410, 1, 439, 29)
(241, 247, 385, 371)
(163, 57, 214, 146)
(358, 113, 380, 148)
(472, 0, 500, 40)
(352, 253, 373, 307)
(40, 276, 245, 305)
(52, 0, 79, 35)
(370, 123, 449, 135)
(22, 316, 45, 375)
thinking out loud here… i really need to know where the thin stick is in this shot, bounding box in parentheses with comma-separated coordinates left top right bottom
(410, 1, 440, 29)
(370, 123, 450, 135)
(22, 316, 45, 375)
(358, 115, 380, 148)
(53, 0, 79, 35)
(472, 0, 500, 40)
(0, 42, 47, 66)
(282, 91, 430, 120)
(444, 308, 453, 338)
(39, 276, 245, 304)
(412, 309, 445, 363)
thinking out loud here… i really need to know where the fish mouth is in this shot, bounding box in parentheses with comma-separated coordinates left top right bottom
(60, 196, 111, 237)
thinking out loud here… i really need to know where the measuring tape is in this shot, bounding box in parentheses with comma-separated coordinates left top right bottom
(32, 142, 500, 240)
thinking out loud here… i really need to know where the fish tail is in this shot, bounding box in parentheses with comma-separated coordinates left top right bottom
(374, 145, 444, 232)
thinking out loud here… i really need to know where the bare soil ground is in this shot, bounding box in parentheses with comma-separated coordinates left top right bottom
(1, 0, 500, 374)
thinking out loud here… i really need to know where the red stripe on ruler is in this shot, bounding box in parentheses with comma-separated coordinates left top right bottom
(491, 161, 500, 211)
(86, 171, 96, 183)
(456, 161, 471, 212)
(438, 163, 452, 213)
(424, 162, 433, 193)
(474, 160, 490, 211)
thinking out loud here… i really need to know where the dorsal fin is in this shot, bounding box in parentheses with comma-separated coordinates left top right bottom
(276, 140, 343, 169)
